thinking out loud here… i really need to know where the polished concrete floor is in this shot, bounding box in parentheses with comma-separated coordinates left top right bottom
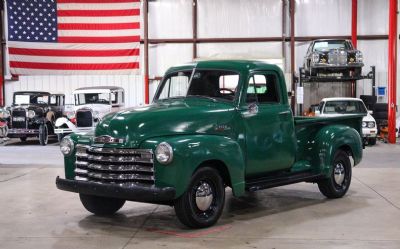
(0, 137, 400, 249)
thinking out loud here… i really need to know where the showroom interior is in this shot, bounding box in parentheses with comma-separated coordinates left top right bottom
(0, 0, 400, 248)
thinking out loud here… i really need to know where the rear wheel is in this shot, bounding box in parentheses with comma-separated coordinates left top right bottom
(79, 194, 125, 216)
(174, 167, 225, 228)
(318, 150, 352, 198)
(39, 124, 48, 146)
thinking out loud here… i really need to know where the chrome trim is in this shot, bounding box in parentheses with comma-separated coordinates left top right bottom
(94, 135, 125, 144)
(88, 146, 153, 156)
(74, 168, 88, 174)
(87, 163, 154, 173)
(74, 176, 89, 181)
(87, 172, 154, 181)
(76, 153, 153, 164)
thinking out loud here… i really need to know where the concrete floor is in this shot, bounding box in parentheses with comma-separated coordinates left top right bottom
(0, 137, 400, 249)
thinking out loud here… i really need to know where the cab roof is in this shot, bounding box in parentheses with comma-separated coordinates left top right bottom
(73, 86, 124, 94)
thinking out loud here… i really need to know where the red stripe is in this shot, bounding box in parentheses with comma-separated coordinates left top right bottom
(58, 0, 139, 3)
(58, 22, 140, 30)
(9, 47, 139, 57)
(58, 36, 140, 43)
(58, 9, 140, 17)
(10, 61, 139, 70)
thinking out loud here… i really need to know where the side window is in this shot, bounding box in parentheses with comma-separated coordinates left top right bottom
(246, 73, 280, 104)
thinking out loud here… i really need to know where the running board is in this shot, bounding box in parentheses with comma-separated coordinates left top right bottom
(245, 172, 325, 192)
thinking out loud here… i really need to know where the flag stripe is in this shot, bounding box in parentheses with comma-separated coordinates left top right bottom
(9, 47, 139, 57)
(58, 29, 140, 37)
(57, 0, 140, 3)
(58, 36, 140, 43)
(9, 68, 140, 75)
(58, 22, 140, 30)
(10, 55, 139, 64)
(58, 16, 140, 23)
(10, 61, 139, 70)
(57, 2, 140, 10)
(8, 41, 140, 50)
(58, 9, 140, 17)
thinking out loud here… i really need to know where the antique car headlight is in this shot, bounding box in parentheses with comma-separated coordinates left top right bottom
(28, 110, 36, 119)
(367, 121, 375, 128)
(0, 110, 10, 119)
(362, 121, 367, 128)
(312, 53, 320, 63)
(60, 137, 74, 156)
(155, 142, 173, 164)
(356, 51, 363, 62)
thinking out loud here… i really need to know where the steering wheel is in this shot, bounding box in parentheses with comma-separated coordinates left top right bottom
(97, 99, 109, 103)
(219, 88, 235, 95)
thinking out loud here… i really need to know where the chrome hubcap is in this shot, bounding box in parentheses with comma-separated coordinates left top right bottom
(195, 181, 213, 211)
(334, 162, 345, 185)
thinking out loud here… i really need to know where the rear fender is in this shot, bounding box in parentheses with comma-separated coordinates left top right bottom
(312, 125, 363, 177)
(141, 135, 246, 198)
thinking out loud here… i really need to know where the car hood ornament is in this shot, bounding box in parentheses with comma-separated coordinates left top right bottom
(94, 135, 124, 144)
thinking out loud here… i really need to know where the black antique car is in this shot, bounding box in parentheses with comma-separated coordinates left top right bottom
(7, 91, 65, 145)
(303, 39, 364, 77)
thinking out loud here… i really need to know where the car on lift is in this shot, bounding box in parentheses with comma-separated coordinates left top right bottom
(54, 86, 125, 141)
(303, 39, 364, 77)
(315, 97, 377, 145)
(7, 91, 65, 145)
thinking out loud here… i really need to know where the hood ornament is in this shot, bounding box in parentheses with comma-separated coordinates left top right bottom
(94, 135, 124, 144)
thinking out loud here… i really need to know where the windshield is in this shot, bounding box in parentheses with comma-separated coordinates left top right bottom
(75, 93, 111, 105)
(323, 101, 367, 114)
(313, 41, 351, 52)
(14, 94, 49, 105)
(155, 69, 240, 102)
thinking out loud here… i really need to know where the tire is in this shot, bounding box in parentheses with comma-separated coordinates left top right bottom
(368, 138, 377, 145)
(20, 137, 27, 142)
(318, 150, 352, 199)
(39, 124, 48, 146)
(174, 167, 225, 228)
(79, 194, 125, 216)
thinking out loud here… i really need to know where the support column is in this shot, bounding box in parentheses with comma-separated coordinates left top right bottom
(290, 0, 295, 112)
(0, 2, 4, 107)
(351, 0, 358, 48)
(143, 0, 150, 104)
(192, 0, 197, 59)
(387, 0, 398, 143)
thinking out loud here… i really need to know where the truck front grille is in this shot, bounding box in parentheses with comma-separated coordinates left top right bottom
(76, 110, 93, 127)
(74, 145, 155, 186)
(328, 50, 347, 65)
(11, 109, 27, 129)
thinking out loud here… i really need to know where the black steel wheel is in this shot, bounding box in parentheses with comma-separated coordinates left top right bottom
(20, 137, 27, 142)
(79, 194, 125, 216)
(39, 124, 48, 146)
(318, 150, 352, 199)
(174, 167, 225, 228)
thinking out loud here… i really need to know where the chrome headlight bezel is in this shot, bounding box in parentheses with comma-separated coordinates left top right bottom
(155, 142, 173, 165)
(27, 110, 36, 119)
(362, 121, 367, 128)
(367, 121, 375, 128)
(312, 53, 320, 63)
(356, 51, 363, 63)
(60, 137, 74, 156)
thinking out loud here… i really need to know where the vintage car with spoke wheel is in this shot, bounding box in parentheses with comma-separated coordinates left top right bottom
(56, 60, 363, 228)
(7, 91, 64, 145)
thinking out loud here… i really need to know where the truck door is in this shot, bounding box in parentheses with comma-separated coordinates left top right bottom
(241, 71, 296, 177)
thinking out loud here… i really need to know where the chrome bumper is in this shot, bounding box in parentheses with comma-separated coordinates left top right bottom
(312, 63, 364, 69)
(8, 128, 39, 137)
(54, 127, 94, 134)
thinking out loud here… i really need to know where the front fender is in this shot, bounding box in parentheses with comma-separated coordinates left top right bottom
(55, 117, 76, 129)
(313, 124, 363, 177)
(141, 135, 246, 198)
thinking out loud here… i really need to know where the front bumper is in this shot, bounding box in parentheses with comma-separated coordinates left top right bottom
(312, 63, 364, 69)
(54, 127, 94, 134)
(56, 176, 176, 202)
(362, 128, 378, 138)
(7, 128, 39, 137)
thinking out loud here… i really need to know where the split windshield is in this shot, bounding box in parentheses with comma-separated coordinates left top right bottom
(155, 69, 240, 102)
(313, 41, 351, 52)
(14, 94, 49, 105)
(323, 101, 367, 114)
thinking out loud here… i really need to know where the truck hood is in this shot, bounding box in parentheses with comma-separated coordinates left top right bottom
(94, 98, 236, 147)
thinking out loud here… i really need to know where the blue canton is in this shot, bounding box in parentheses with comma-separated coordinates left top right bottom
(7, 0, 57, 43)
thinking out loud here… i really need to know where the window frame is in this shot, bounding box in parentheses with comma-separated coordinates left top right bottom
(245, 70, 282, 105)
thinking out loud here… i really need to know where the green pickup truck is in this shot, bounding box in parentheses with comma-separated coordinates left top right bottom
(56, 60, 363, 228)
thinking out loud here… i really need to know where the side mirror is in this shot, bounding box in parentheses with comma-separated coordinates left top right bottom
(314, 110, 321, 116)
(287, 91, 293, 97)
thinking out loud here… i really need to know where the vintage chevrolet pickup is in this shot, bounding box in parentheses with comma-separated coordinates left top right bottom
(56, 60, 363, 228)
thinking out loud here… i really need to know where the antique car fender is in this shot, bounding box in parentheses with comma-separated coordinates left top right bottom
(311, 124, 363, 177)
(55, 117, 76, 129)
(141, 134, 246, 198)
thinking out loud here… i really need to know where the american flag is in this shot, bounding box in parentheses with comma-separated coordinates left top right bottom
(6, 0, 141, 75)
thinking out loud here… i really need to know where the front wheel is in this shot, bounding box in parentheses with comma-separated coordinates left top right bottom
(39, 124, 48, 146)
(174, 167, 225, 228)
(79, 194, 125, 216)
(318, 150, 352, 199)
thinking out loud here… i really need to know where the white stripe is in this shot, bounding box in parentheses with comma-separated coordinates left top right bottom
(58, 2, 140, 10)
(8, 41, 140, 50)
(58, 16, 140, 24)
(9, 68, 141, 75)
(58, 29, 140, 37)
(9, 55, 139, 64)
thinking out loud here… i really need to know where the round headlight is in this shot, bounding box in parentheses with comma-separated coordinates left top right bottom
(60, 137, 74, 156)
(155, 142, 173, 164)
(368, 122, 375, 128)
(312, 53, 320, 63)
(362, 121, 367, 128)
(28, 110, 36, 119)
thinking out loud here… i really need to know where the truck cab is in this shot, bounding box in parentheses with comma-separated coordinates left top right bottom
(56, 60, 363, 228)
